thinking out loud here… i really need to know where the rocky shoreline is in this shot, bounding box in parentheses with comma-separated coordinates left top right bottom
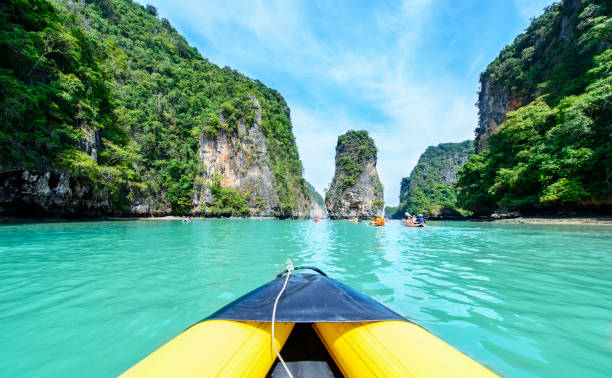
(4, 214, 611, 226)
(0, 214, 313, 224)
(489, 216, 612, 225)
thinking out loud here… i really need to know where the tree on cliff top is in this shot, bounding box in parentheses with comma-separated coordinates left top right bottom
(325, 130, 384, 219)
(334, 130, 378, 189)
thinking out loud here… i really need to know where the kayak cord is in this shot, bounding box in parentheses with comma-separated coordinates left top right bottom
(272, 259, 294, 378)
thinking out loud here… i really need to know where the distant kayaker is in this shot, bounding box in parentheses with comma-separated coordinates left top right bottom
(416, 214, 426, 225)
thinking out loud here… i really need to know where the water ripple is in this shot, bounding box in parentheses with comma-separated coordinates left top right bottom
(1, 219, 611, 377)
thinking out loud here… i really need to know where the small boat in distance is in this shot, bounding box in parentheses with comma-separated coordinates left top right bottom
(121, 267, 497, 377)
(369, 217, 385, 226)
(405, 213, 426, 227)
(405, 222, 426, 227)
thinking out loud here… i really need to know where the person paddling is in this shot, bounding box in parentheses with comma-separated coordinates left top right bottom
(416, 214, 426, 226)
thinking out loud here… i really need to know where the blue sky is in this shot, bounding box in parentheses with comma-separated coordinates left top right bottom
(137, 0, 553, 205)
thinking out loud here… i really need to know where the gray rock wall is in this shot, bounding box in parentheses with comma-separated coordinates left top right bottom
(193, 97, 310, 217)
(0, 170, 106, 216)
(310, 197, 327, 219)
(475, 72, 509, 152)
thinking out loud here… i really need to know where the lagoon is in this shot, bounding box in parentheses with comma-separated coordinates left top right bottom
(1, 219, 611, 377)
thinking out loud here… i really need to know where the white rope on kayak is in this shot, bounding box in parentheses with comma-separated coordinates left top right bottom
(272, 259, 294, 378)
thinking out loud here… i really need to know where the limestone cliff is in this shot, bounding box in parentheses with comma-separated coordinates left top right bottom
(475, 0, 588, 152)
(0, 128, 169, 217)
(0, 0, 311, 219)
(325, 130, 383, 219)
(459, 0, 612, 214)
(192, 97, 310, 218)
(475, 72, 526, 152)
(0, 170, 171, 217)
(395, 140, 473, 218)
(476, 73, 509, 152)
(306, 181, 327, 219)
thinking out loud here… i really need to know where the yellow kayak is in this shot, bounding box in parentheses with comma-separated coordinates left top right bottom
(122, 267, 497, 377)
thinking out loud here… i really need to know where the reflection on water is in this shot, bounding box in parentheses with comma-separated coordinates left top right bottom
(1, 219, 611, 377)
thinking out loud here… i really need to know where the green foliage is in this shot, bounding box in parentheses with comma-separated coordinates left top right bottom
(56, 149, 99, 181)
(162, 158, 196, 214)
(540, 178, 590, 203)
(384, 206, 398, 217)
(334, 130, 377, 189)
(1, 0, 309, 215)
(484, 1, 611, 106)
(459, 78, 611, 212)
(0, 0, 116, 169)
(461, 1, 612, 214)
(396, 140, 473, 217)
(205, 173, 250, 216)
(306, 181, 325, 208)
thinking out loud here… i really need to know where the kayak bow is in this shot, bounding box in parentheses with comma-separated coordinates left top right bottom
(121, 267, 497, 377)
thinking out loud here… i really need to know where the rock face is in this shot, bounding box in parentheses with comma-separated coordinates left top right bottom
(395, 140, 473, 218)
(325, 130, 383, 219)
(475, 73, 509, 152)
(0, 169, 169, 217)
(475, 72, 527, 152)
(306, 181, 327, 219)
(310, 199, 327, 219)
(192, 98, 310, 218)
(0, 122, 168, 217)
(0, 170, 102, 217)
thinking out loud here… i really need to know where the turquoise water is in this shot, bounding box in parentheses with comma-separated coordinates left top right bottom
(1, 219, 611, 377)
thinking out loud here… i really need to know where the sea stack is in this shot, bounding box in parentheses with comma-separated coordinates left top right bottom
(325, 130, 384, 219)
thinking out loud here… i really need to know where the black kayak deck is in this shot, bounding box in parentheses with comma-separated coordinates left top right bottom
(203, 271, 407, 323)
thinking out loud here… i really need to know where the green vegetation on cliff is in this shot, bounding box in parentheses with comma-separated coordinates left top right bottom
(325, 130, 383, 219)
(384, 206, 398, 217)
(395, 140, 473, 217)
(205, 173, 250, 216)
(306, 181, 325, 209)
(334, 130, 378, 189)
(458, 0, 611, 214)
(0, 0, 308, 215)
